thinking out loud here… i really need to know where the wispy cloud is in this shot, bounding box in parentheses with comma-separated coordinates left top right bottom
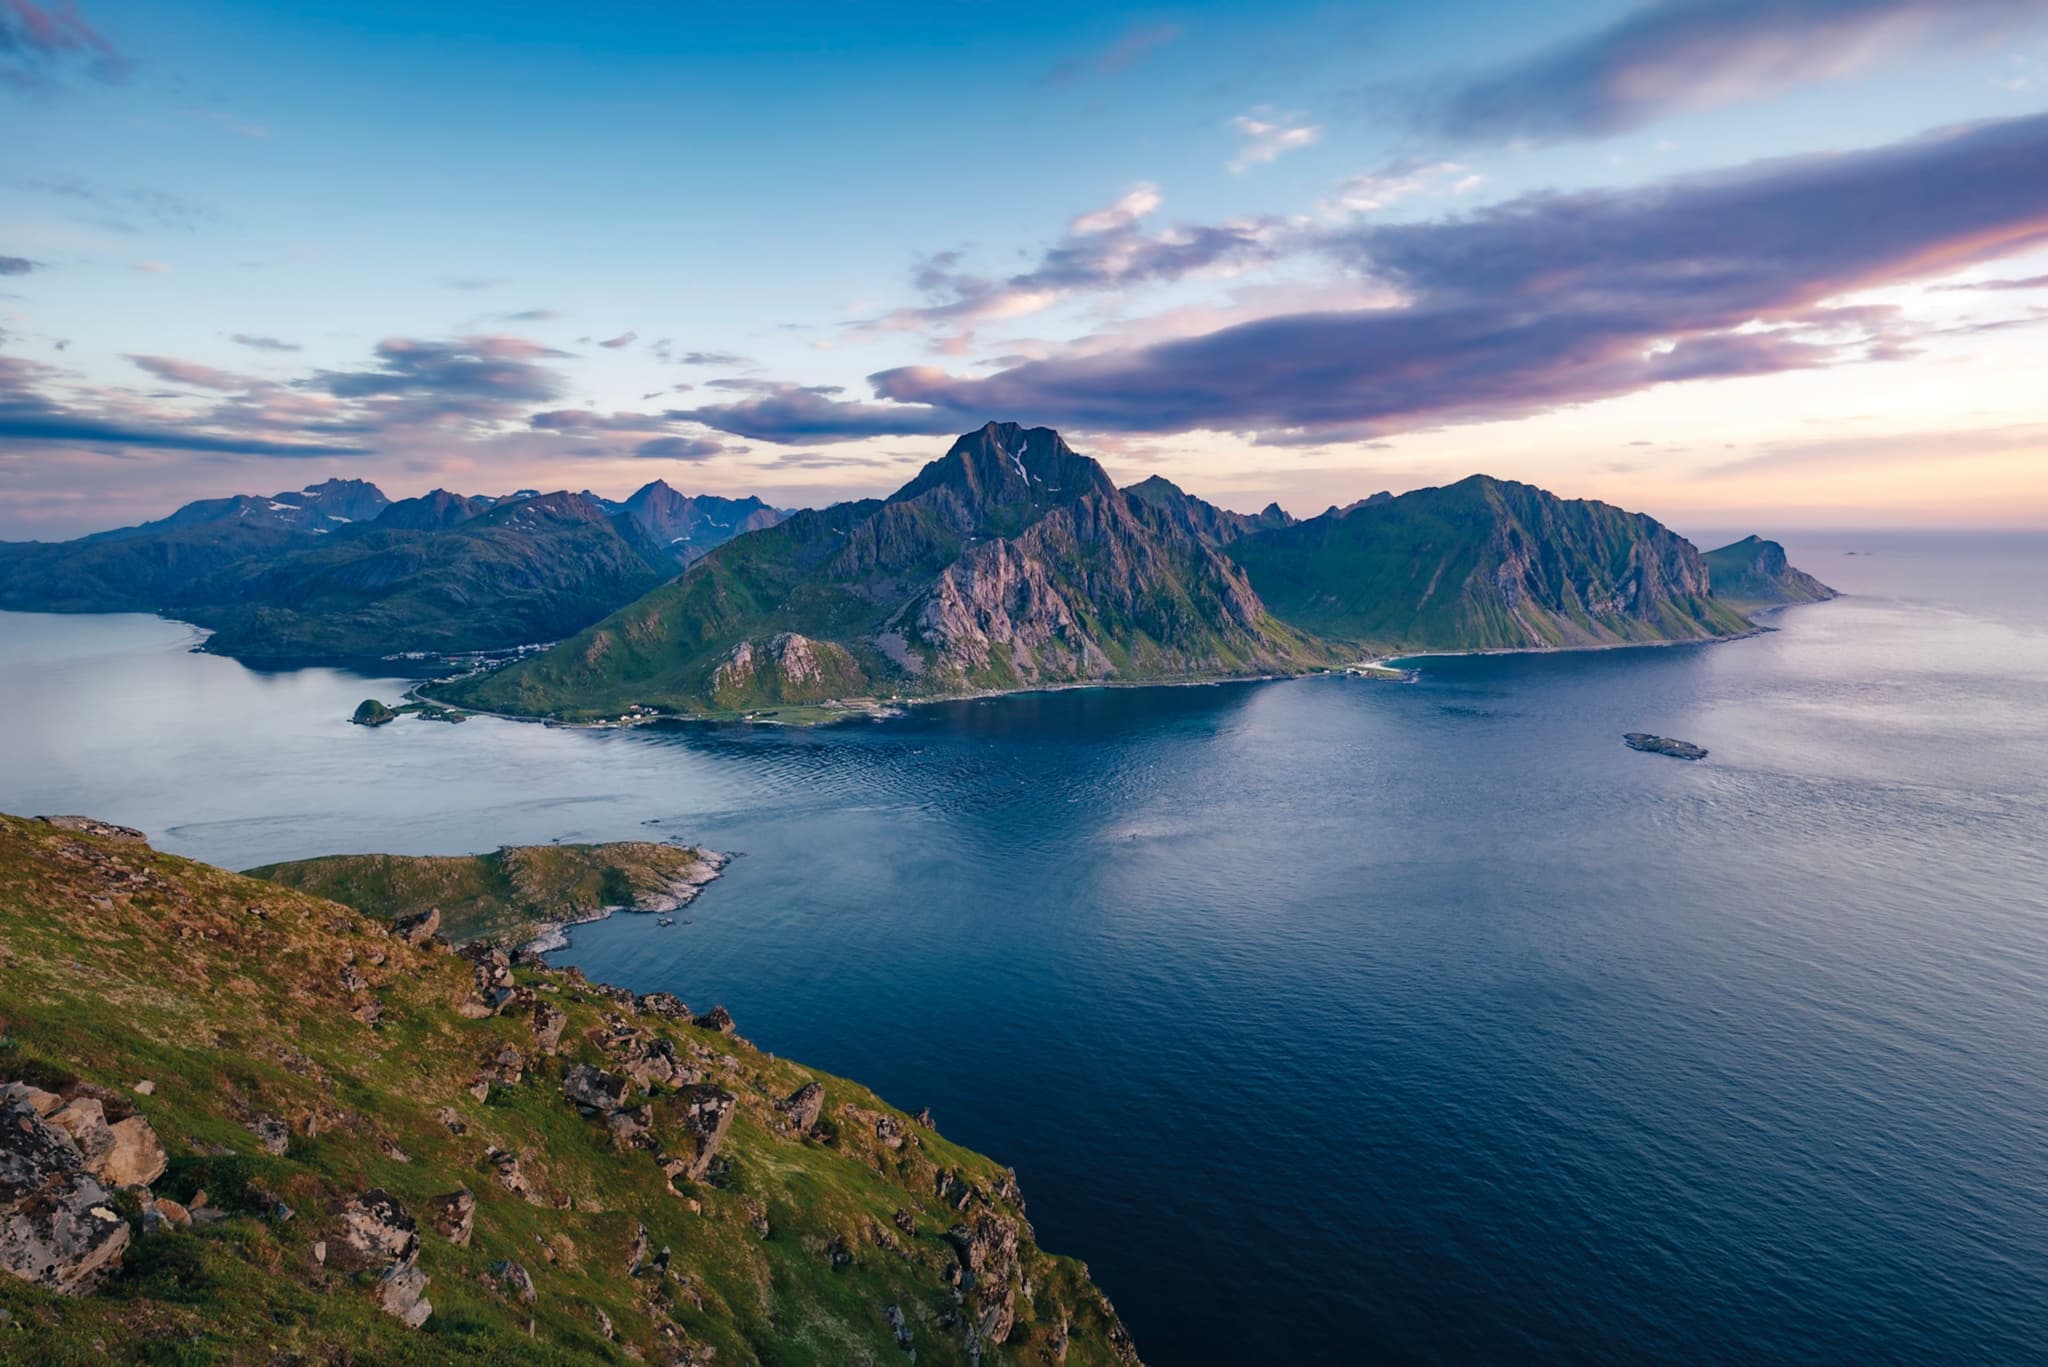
(597, 329, 638, 349)
(1228, 108, 1320, 173)
(0, 356, 370, 457)
(313, 334, 569, 424)
(229, 333, 302, 352)
(1432, 0, 2047, 143)
(1, 0, 129, 95)
(1040, 21, 1180, 85)
(125, 354, 264, 392)
(0, 254, 36, 274)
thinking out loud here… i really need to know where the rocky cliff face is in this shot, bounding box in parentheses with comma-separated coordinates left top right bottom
(0, 812, 1140, 1364)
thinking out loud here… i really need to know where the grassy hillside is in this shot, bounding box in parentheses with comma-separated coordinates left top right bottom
(0, 813, 1137, 1364)
(246, 842, 724, 948)
(1702, 535, 1837, 611)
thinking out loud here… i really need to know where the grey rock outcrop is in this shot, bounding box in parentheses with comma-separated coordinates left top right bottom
(1, 1098, 132, 1293)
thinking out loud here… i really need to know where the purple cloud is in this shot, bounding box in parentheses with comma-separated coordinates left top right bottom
(229, 332, 301, 352)
(671, 383, 959, 444)
(126, 354, 263, 392)
(0, 254, 36, 274)
(1434, 0, 2044, 142)
(808, 111, 2048, 442)
(598, 329, 638, 349)
(2, 0, 129, 93)
(633, 435, 727, 460)
(0, 356, 370, 457)
(313, 334, 569, 423)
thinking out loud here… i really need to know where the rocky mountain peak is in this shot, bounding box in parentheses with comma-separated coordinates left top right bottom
(890, 423, 1117, 532)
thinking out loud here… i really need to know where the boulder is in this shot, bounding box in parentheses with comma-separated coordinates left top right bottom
(0, 1099, 131, 1293)
(102, 1115, 169, 1187)
(332, 1188, 420, 1272)
(693, 1005, 736, 1035)
(43, 1099, 116, 1175)
(885, 1302, 914, 1352)
(247, 1113, 290, 1157)
(0, 1083, 62, 1117)
(562, 1064, 630, 1113)
(378, 1260, 433, 1328)
(392, 907, 442, 946)
(529, 1000, 567, 1054)
(637, 992, 690, 1019)
(780, 1082, 825, 1133)
(430, 1189, 475, 1246)
(659, 1085, 736, 1183)
(490, 1257, 537, 1305)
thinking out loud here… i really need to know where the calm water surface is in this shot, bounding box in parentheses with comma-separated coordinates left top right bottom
(2, 533, 2045, 1364)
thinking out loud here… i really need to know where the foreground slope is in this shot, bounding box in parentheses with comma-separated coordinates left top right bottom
(445, 423, 1328, 719)
(0, 813, 1136, 1365)
(1229, 475, 1754, 652)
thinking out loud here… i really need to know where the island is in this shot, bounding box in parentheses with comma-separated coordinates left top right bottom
(0, 811, 1139, 1363)
(1624, 733, 1709, 761)
(349, 698, 471, 727)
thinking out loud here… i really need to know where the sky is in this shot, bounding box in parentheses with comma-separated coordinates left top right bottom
(4, 0, 2048, 538)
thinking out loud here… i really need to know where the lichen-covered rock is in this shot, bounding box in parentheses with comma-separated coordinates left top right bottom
(430, 1188, 474, 1246)
(332, 1188, 420, 1272)
(391, 906, 441, 945)
(948, 1214, 1022, 1347)
(102, 1115, 168, 1187)
(529, 999, 567, 1054)
(35, 815, 146, 843)
(693, 1004, 736, 1035)
(0, 1099, 131, 1294)
(378, 1260, 432, 1328)
(43, 1099, 117, 1175)
(490, 1257, 537, 1305)
(659, 1086, 736, 1183)
(781, 1082, 825, 1132)
(247, 1113, 291, 1156)
(562, 1063, 630, 1113)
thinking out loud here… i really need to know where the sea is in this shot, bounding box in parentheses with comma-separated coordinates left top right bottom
(1, 531, 2043, 1364)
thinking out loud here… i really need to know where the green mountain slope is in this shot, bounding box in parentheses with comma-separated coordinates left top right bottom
(0, 812, 1138, 1365)
(1228, 474, 1753, 652)
(1702, 535, 1837, 610)
(444, 424, 1329, 720)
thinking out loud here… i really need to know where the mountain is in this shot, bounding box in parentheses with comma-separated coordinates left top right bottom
(619, 483, 790, 566)
(1702, 535, 1837, 609)
(1227, 474, 1754, 651)
(442, 423, 1329, 719)
(0, 479, 791, 663)
(0, 811, 1137, 1363)
(182, 491, 678, 662)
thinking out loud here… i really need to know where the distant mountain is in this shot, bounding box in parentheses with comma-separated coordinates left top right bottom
(444, 423, 1326, 718)
(1228, 475, 1753, 651)
(618, 483, 790, 566)
(1702, 535, 1837, 608)
(444, 426, 1831, 721)
(0, 478, 791, 662)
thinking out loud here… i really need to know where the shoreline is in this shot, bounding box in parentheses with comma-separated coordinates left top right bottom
(518, 848, 730, 956)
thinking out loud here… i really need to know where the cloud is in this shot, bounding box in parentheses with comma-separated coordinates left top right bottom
(130, 260, 170, 273)
(16, 177, 210, 233)
(229, 333, 301, 352)
(0, 254, 36, 274)
(1229, 109, 1320, 173)
(853, 111, 2048, 441)
(313, 334, 569, 424)
(496, 307, 563, 322)
(674, 350, 750, 366)
(528, 408, 668, 433)
(1, 0, 129, 94)
(125, 354, 263, 391)
(598, 329, 638, 349)
(1937, 272, 2048, 291)
(1433, 0, 2045, 143)
(1040, 21, 1180, 85)
(672, 383, 960, 444)
(0, 356, 370, 457)
(1321, 161, 1483, 216)
(860, 187, 1288, 338)
(633, 435, 728, 460)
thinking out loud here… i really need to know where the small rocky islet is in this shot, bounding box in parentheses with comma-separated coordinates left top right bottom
(1624, 733, 1709, 761)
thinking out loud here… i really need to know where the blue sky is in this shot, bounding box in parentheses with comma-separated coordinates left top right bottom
(5, 0, 2048, 535)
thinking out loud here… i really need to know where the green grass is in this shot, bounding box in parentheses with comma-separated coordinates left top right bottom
(0, 814, 1136, 1365)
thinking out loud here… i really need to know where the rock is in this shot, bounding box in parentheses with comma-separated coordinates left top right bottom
(332, 1188, 420, 1271)
(874, 1114, 905, 1150)
(0, 1098, 132, 1293)
(637, 992, 690, 1019)
(607, 1105, 653, 1153)
(102, 1115, 168, 1187)
(659, 1086, 736, 1184)
(529, 1000, 567, 1054)
(1623, 732, 1708, 761)
(781, 1082, 825, 1133)
(436, 1106, 468, 1135)
(627, 1223, 650, 1276)
(0, 1083, 62, 1117)
(595, 1307, 615, 1340)
(486, 1148, 544, 1205)
(892, 1209, 915, 1237)
(431, 1189, 475, 1246)
(562, 1064, 631, 1113)
(43, 1099, 117, 1176)
(247, 1113, 291, 1157)
(825, 1235, 853, 1269)
(947, 1214, 1021, 1347)
(491, 1258, 537, 1305)
(150, 1197, 192, 1231)
(392, 907, 442, 945)
(378, 1260, 433, 1328)
(693, 1005, 736, 1035)
(913, 1107, 933, 1128)
(884, 1302, 914, 1352)
(132, 1080, 156, 1097)
(35, 815, 147, 843)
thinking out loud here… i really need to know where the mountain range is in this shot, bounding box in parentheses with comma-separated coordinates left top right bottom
(0, 480, 791, 664)
(440, 423, 1832, 721)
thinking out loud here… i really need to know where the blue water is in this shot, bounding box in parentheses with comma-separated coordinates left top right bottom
(2, 533, 2045, 1363)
